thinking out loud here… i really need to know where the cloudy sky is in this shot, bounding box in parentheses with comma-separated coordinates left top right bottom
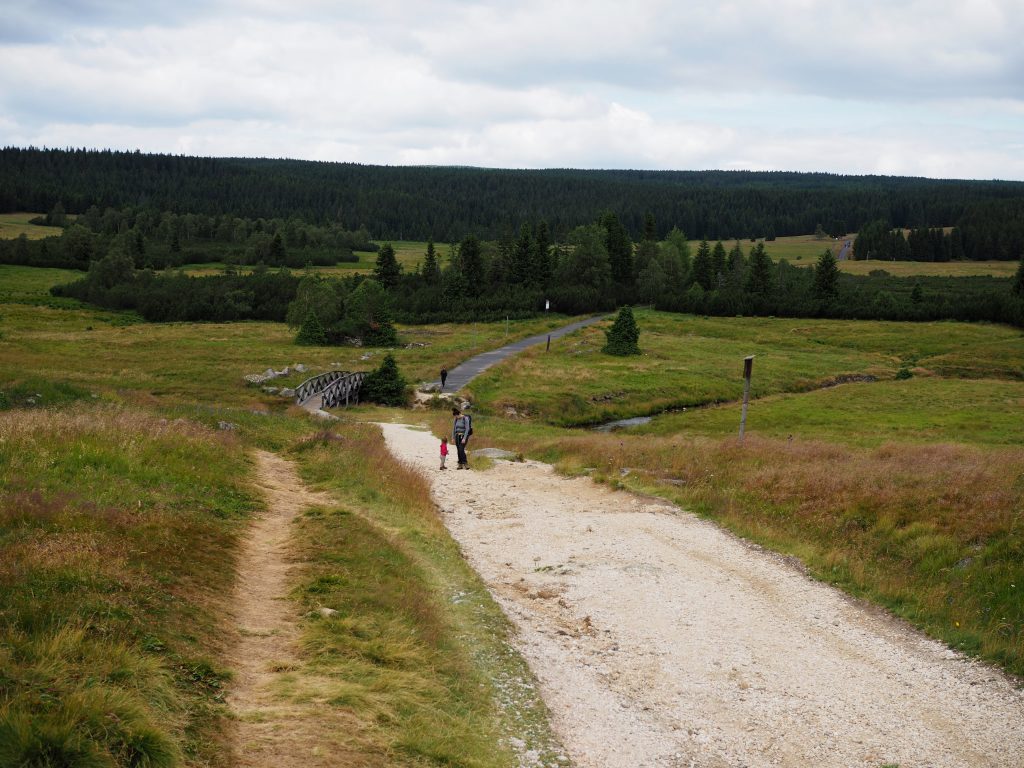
(2, 0, 1023, 179)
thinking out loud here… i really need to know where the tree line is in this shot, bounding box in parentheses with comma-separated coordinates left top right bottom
(52, 212, 1024, 334)
(0, 202, 374, 271)
(854, 199, 1024, 263)
(5, 146, 1024, 242)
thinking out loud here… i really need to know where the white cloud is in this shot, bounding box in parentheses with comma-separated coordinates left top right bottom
(0, 0, 1021, 179)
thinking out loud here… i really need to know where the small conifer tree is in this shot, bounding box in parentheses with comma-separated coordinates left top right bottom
(813, 248, 840, 301)
(602, 305, 641, 356)
(295, 309, 327, 346)
(361, 353, 407, 406)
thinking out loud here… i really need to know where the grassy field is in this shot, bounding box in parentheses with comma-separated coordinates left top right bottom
(0, 265, 565, 766)
(432, 307, 1024, 677)
(0, 405, 256, 767)
(0, 212, 66, 240)
(3, 262, 1023, 767)
(466, 310, 1024, 426)
(179, 241, 445, 277)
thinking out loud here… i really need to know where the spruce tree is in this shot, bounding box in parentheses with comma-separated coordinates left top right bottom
(421, 239, 440, 284)
(458, 234, 485, 294)
(268, 232, 286, 266)
(711, 241, 727, 288)
(1013, 254, 1024, 297)
(602, 305, 641, 356)
(691, 240, 713, 291)
(599, 211, 633, 284)
(295, 309, 327, 346)
(534, 220, 553, 286)
(374, 242, 401, 288)
(726, 242, 746, 290)
(813, 248, 840, 301)
(514, 223, 533, 284)
(745, 242, 774, 296)
(361, 353, 407, 406)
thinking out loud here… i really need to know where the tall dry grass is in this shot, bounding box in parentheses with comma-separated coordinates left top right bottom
(499, 427, 1024, 676)
(0, 404, 256, 767)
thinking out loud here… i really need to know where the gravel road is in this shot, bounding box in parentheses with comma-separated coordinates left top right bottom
(381, 423, 1024, 768)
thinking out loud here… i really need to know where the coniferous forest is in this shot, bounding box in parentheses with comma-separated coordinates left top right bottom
(1, 146, 1022, 334)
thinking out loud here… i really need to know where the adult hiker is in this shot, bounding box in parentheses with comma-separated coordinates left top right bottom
(452, 407, 472, 469)
(440, 366, 448, 390)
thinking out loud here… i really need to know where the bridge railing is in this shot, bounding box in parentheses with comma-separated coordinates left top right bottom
(294, 370, 367, 409)
(320, 372, 367, 408)
(295, 370, 346, 403)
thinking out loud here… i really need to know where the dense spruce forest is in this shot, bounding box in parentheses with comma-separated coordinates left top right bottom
(3, 146, 1023, 333)
(4, 146, 1024, 242)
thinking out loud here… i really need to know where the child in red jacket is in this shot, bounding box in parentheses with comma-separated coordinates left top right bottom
(440, 436, 449, 470)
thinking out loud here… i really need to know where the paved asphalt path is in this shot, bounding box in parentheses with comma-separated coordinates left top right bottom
(434, 314, 608, 393)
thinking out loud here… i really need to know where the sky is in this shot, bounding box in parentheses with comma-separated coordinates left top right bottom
(2, 0, 1023, 179)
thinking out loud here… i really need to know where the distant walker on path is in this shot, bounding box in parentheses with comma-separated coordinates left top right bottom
(440, 366, 448, 390)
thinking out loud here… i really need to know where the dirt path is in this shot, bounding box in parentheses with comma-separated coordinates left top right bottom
(380, 423, 1024, 768)
(227, 450, 340, 767)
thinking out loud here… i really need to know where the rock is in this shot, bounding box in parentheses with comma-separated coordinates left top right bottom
(317, 607, 338, 618)
(294, 363, 307, 372)
(263, 368, 276, 379)
(262, 386, 279, 394)
(280, 388, 296, 398)
(218, 421, 238, 431)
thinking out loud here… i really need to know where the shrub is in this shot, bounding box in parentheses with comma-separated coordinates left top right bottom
(295, 309, 327, 346)
(602, 305, 641, 356)
(361, 354, 408, 406)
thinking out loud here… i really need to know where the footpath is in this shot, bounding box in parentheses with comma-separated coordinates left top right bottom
(382, 422, 1024, 768)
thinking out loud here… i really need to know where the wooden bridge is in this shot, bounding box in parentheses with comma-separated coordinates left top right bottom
(295, 370, 367, 411)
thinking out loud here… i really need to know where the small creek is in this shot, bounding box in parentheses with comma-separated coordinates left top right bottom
(591, 415, 653, 432)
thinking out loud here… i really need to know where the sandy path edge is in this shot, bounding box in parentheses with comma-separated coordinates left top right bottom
(381, 422, 1024, 768)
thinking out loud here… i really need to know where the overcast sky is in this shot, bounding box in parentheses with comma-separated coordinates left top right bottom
(2, 0, 1023, 179)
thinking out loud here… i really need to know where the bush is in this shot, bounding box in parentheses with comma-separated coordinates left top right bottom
(602, 305, 641, 356)
(361, 354, 408, 406)
(295, 309, 327, 346)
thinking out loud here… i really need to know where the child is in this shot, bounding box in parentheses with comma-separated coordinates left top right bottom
(439, 436, 449, 470)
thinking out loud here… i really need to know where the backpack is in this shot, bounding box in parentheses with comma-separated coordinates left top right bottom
(466, 413, 473, 436)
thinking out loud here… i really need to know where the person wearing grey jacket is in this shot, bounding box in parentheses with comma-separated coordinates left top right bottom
(451, 407, 472, 469)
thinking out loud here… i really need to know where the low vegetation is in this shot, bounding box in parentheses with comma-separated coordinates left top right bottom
(0, 406, 256, 767)
(286, 422, 561, 766)
(445, 307, 1024, 677)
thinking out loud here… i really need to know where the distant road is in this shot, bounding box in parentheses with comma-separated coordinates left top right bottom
(434, 315, 608, 393)
(837, 239, 852, 260)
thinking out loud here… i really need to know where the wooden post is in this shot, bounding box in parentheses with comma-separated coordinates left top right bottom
(739, 355, 754, 442)
(546, 334, 551, 352)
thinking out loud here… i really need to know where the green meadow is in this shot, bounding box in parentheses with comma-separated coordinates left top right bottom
(0, 212, 66, 240)
(440, 308, 1024, 678)
(0, 265, 562, 767)
(2, 263, 1023, 768)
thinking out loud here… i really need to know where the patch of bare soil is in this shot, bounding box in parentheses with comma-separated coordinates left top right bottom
(381, 423, 1024, 768)
(227, 450, 358, 767)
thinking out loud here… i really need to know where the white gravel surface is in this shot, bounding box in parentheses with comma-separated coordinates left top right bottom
(380, 423, 1024, 768)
